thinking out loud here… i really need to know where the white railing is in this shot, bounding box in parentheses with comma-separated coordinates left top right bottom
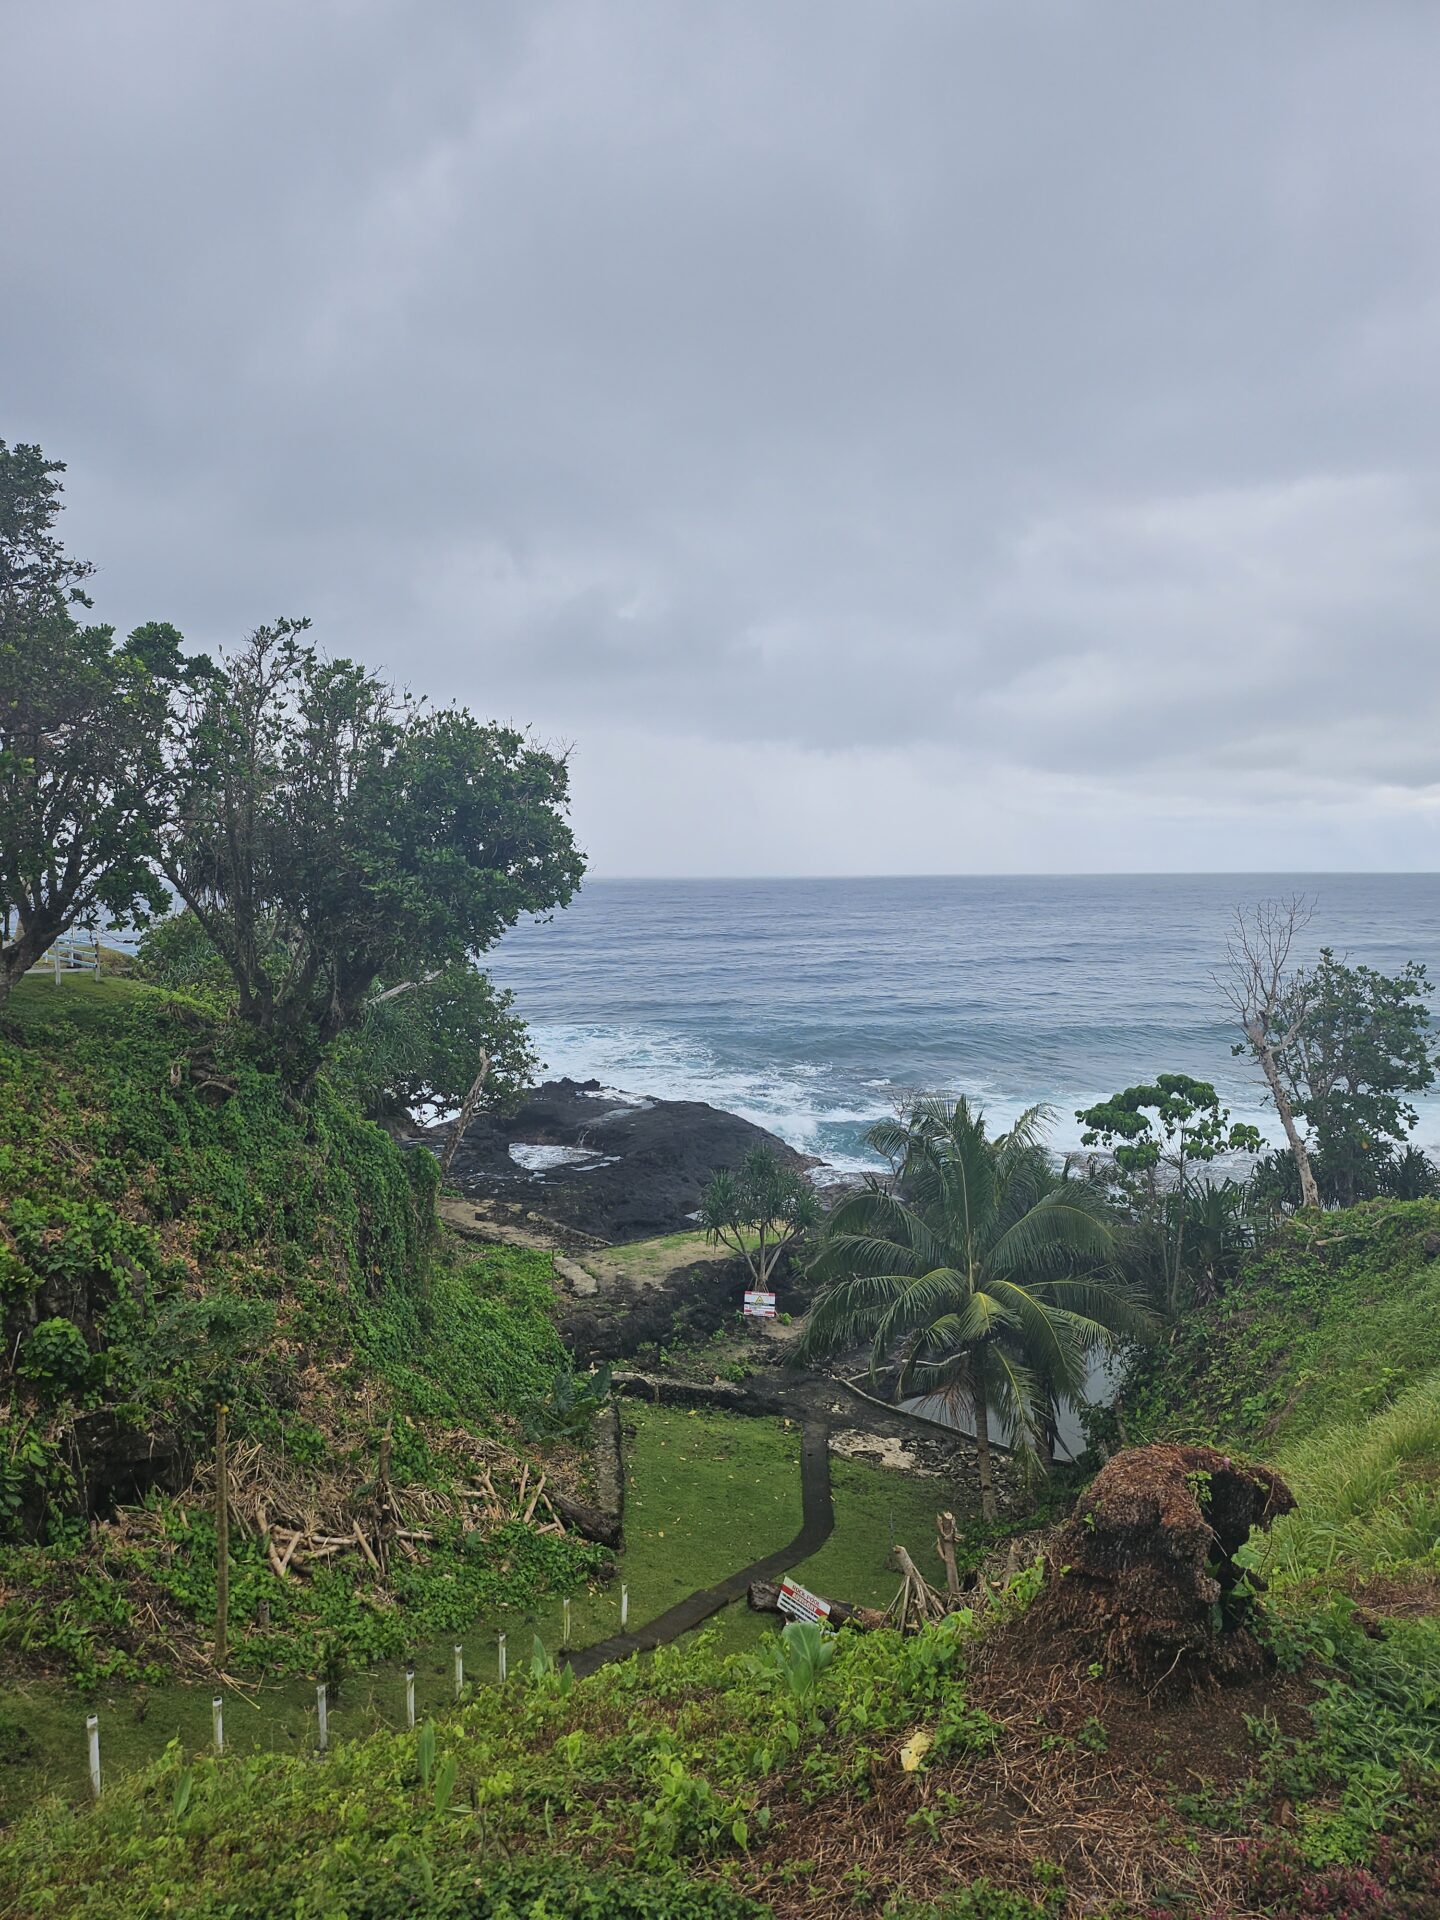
(26, 933, 103, 982)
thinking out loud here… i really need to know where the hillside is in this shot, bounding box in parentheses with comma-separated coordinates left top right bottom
(1, 976, 1438, 1913)
(0, 975, 605, 1688)
(5, 1071, 1440, 1916)
(1122, 1199, 1440, 1597)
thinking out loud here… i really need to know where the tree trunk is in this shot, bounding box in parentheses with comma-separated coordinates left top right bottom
(1170, 1185, 1187, 1317)
(935, 1510, 961, 1598)
(440, 1050, 491, 1178)
(0, 920, 59, 1003)
(1250, 1023, 1320, 1208)
(545, 1485, 623, 1551)
(972, 1376, 997, 1522)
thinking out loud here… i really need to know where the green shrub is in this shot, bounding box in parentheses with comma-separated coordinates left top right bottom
(17, 1319, 93, 1395)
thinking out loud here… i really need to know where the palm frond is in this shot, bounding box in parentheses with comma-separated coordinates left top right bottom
(987, 1188, 1116, 1277)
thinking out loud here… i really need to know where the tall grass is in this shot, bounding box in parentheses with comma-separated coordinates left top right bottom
(1260, 1370, 1440, 1583)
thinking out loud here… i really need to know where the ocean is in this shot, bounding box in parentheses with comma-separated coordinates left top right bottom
(487, 874, 1440, 1178)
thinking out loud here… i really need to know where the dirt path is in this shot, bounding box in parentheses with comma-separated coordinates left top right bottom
(567, 1418, 833, 1677)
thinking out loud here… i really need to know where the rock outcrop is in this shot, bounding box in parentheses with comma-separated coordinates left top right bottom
(424, 1078, 810, 1243)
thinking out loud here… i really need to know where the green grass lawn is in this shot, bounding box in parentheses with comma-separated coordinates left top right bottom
(0, 1403, 808, 1812)
(4, 972, 148, 1036)
(789, 1455, 953, 1613)
(612, 1404, 802, 1614)
(590, 1226, 763, 1282)
(0, 1404, 960, 1810)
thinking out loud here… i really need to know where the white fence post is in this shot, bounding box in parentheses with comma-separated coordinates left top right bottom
(404, 1663, 416, 1730)
(316, 1684, 328, 1752)
(212, 1695, 224, 1755)
(453, 1643, 464, 1702)
(620, 1583, 629, 1630)
(497, 1632, 507, 1683)
(86, 1715, 100, 1798)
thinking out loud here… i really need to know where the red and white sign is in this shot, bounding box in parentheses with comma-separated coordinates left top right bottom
(777, 1577, 831, 1624)
(742, 1290, 777, 1318)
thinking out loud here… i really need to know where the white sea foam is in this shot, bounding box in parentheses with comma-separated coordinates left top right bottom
(508, 1142, 613, 1173)
(521, 1019, 1325, 1183)
(491, 876, 1440, 1183)
(527, 1020, 890, 1167)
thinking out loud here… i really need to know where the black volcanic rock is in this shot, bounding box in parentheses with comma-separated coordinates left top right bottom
(425, 1078, 809, 1242)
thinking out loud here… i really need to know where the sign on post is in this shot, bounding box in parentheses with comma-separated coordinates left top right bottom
(742, 1291, 777, 1318)
(777, 1576, 831, 1625)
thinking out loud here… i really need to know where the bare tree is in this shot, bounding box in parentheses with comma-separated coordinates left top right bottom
(440, 1050, 490, 1178)
(1217, 897, 1320, 1209)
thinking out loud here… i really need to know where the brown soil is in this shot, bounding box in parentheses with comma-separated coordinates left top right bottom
(755, 1623, 1316, 1919)
(1345, 1564, 1440, 1622)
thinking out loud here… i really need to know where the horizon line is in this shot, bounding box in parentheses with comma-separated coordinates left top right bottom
(575, 868, 1440, 883)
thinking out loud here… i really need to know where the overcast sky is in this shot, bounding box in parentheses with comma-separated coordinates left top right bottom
(5, 2, 1439, 876)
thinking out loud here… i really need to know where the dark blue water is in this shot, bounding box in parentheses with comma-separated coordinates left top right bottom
(488, 875, 1440, 1173)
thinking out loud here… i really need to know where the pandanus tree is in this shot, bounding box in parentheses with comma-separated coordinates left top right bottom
(796, 1098, 1153, 1519)
(699, 1147, 820, 1292)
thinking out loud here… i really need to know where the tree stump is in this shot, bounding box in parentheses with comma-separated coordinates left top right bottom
(1030, 1442, 1295, 1690)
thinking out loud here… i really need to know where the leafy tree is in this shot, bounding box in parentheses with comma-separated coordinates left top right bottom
(157, 622, 582, 1085)
(334, 965, 538, 1120)
(797, 1098, 1149, 1519)
(0, 444, 197, 1001)
(1077, 1075, 1260, 1314)
(698, 1147, 820, 1290)
(1277, 949, 1436, 1206)
(135, 907, 238, 1003)
(139, 912, 537, 1121)
(1181, 1177, 1256, 1301)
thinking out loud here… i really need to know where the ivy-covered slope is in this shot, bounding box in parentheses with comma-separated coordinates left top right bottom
(0, 976, 600, 1682)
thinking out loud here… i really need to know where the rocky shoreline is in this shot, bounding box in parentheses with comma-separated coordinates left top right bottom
(417, 1076, 812, 1244)
(420, 1076, 1009, 1511)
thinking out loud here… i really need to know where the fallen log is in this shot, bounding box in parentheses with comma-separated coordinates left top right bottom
(747, 1580, 888, 1631)
(544, 1485, 623, 1550)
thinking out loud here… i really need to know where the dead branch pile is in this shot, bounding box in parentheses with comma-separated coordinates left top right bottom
(885, 1544, 951, 1630)
(174, 1434, 586, 1583)
(1028, 1441, 1295, 1689)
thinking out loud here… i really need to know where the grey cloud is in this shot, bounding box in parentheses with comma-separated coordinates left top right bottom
(3, 0, 1439, 870)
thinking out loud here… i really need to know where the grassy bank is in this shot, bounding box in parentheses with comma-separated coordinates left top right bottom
(9, 978, 1440, 1912)
(0, 976, 602, 1688)
(1123, 1199, 1440, 1597)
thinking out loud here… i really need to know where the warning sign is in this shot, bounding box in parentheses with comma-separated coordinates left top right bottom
(742, 1291, 777, 1318)
(777, 1577, 831, 1624)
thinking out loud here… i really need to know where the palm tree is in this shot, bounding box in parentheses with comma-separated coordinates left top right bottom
(796, 1097, 1154, 1519)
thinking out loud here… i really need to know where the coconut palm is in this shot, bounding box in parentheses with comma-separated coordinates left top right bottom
(796, 1096, 1154, 1519)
